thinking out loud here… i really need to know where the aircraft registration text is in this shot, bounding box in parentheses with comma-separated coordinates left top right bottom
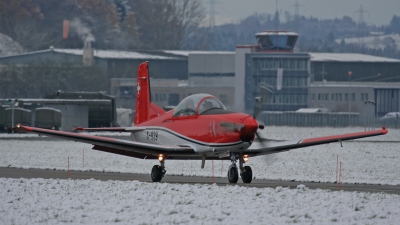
(147, 131, 158, 141)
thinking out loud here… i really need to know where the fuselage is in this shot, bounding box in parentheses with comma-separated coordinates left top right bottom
(132, 109, 259, 154)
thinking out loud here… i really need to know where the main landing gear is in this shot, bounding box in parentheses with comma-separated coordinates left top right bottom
(151, 154, 166, 182)
(227, 153, 252, 184)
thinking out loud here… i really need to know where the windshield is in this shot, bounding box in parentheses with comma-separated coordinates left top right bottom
(197, 97, 225, 114)
(173, 94, 226, 117)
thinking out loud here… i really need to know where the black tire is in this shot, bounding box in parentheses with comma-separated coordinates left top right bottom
(241, 166, 253, 183)
(151, 165, 163, 182)
(227, 165, 239, 183)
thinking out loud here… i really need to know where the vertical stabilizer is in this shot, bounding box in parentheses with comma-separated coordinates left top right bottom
(134, 62, 165, 125)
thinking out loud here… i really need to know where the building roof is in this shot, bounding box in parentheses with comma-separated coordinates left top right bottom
(296, 108, 329, 113)
(0, 48, 181, 60)
(310, 81, 400, 88)
(54, 48, 178, 60)
(255, 31, 299, 36)
(2, 47, 399, 63)
(163, 50, 235, 57)
(309, 53, 400, 63)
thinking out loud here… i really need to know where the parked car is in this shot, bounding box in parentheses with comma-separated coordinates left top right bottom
(379, 112, 400, 121)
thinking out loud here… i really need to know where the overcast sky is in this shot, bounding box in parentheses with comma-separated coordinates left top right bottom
(208, 0, 399, 26)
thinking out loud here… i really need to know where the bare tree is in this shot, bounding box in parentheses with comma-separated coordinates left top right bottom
(14, 19, 60, 51)
(130, 0, 206, 50)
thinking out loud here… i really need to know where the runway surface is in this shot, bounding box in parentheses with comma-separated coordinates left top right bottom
(1, 167, 399, 194)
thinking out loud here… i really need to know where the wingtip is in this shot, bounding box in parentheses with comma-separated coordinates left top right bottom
(73, 127, 85, 131)
(12, 124, 33, 132)
(382, 126, 388, 134)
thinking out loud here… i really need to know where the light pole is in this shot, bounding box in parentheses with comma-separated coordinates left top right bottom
(4, 99, 18, 133)
(348, 73, 381, 127)
(348, 71, 352, 126)
(364, 100, 376, 131)
(364, 101, 367, 131)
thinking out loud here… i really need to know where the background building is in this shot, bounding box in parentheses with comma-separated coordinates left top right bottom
(2, 30, 400, 128)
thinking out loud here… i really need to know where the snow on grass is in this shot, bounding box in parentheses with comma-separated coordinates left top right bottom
(1, 178, 400, 224)
(0, 126, 399, 185)
(1, 126, 399, 224)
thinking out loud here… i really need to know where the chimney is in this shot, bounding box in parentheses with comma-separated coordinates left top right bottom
(83, 40, 94, 66)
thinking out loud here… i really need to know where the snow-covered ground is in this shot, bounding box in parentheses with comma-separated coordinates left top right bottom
(1, 178, 400, 224)
(1, 126, 399, 224)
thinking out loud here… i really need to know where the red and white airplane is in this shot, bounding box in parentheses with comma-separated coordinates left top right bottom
(13, 62, 388, 183)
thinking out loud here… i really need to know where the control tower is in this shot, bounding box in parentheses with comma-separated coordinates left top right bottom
(255, 31, 299, 52)
(234, 30, 310, 113)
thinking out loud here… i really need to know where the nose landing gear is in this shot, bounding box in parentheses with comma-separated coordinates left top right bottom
(151, 154, 166, 182)
(227, 153, 253, 184)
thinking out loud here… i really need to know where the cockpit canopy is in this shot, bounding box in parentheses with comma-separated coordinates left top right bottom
(173, 93, 226, 117)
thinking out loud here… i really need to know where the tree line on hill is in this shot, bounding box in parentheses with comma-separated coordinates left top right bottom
(0, 0, 399, 59)
(209, 12, 400, 59)
(0, 0, 207, 51)
(1, 0, 400, 99)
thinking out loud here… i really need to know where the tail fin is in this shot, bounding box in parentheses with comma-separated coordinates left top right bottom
(134, 62, 166, 125)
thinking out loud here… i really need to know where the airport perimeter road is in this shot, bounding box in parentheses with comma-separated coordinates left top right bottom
(1, 167, 399, 194)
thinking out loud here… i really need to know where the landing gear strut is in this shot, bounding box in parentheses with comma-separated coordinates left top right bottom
(151, 154, 166, 182)
(227, 153, 252, 184)
(240, 155, 252, 183)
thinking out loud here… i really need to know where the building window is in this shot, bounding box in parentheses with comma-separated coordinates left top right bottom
(352, 93, 355, 101)
(361, 93, 369, 101)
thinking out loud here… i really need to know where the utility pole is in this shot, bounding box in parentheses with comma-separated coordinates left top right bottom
(354, 5, 369, 49)
(209, 0, 216, 31)
(348, 71, 352, 126)
(291, 0, 304, 32)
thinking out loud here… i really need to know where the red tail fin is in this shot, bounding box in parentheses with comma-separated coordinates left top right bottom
(134, 62, 165, 125)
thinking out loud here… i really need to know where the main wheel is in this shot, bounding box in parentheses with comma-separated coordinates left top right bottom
(227, 165, 239, 183)
(151, 165, 163, 182)
(241, 166, 253, 183)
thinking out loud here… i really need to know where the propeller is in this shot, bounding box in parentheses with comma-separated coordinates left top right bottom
(253, 81, 275, 144)
(253, 96, 265, 143)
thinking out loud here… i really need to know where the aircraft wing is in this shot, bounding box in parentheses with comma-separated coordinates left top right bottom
(73, 127, 144, 132)
(246, 128, 388, 156)
(13, 125, 194, 159)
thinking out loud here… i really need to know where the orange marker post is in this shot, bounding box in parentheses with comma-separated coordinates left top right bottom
(336, 155, 339, 182)
(212, 160, 214, 184)
(221, 160, 223, 175)
(68, 157, 70, 179)
(338, 162, 342, 190)
(83, 149, 84, 170)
